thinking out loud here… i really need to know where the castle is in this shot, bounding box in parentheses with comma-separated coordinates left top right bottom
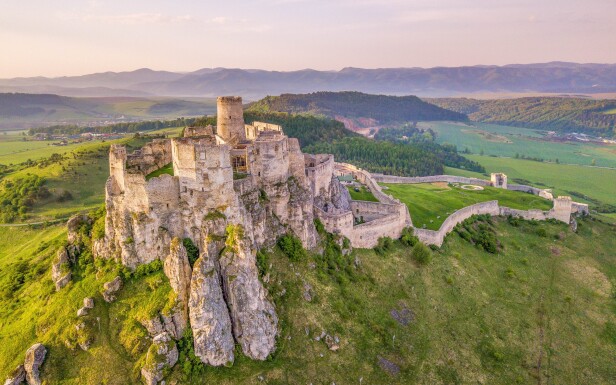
(93, 96, 586, 378)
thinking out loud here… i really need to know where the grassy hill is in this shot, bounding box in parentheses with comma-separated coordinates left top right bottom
(0, 93, 216, 130)
(247, 92, 468, 124)
(425, 97, 616, 138)
(0, 215, 614, 384)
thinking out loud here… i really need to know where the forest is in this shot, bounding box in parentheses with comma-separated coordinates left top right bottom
(246, 91, 468, 124)
(27, 118, 198, 136)
(426, 97, 616, 137)
(305, 137, 484, 176)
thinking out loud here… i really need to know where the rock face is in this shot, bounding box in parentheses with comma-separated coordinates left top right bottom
(162, 238, 192, 339)
(3, 365, 25, 385)
(189, 253, 235, 366)
(141, 332, 178, 385)
(102, 276, 122, 303)
(24, 343, 46, 385)
(51, 247, 71, 291)
(93, 98, 357, 367)
(219, 235, 278, 360)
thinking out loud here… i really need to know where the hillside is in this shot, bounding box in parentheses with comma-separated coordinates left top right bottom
(1, 216, 614, 384)
(3, 63, 616, 99)
(0, 93, 216, 130)
(426, 97, 616, 137)
(247, 92, 468, 124)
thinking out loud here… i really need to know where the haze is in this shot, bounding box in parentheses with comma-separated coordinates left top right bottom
(1, 0, 615, 78)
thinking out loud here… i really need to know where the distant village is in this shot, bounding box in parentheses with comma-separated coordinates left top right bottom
(31, 132, 127, 145)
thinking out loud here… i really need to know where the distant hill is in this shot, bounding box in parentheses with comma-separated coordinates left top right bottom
(425, 97, 616, 137)
(246, 92, 467, 125)
(2, 63, 616, 99)
(0, 93, 216, 130)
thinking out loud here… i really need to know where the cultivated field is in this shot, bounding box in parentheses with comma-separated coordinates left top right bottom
(420, 121, 616, 168)
(382, 182, 552, 230)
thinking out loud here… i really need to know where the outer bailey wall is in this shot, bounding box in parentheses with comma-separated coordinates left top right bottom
(414, 201, 500, 247)
(414, 199, 573, 247)
(372, 174, 492, 187)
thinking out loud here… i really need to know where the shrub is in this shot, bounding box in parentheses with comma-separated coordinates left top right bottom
(374, 236, 394, 255)
(277, 234, 306, 261)
(182, 238, 199, 267)
(133, 259, 163, 279)
(400, 227, 418, 247)
(91, 216, 106, 240)
(256, 250, 269, 278)
(411, 242, 431, 265)
(536, 228, 548, 237)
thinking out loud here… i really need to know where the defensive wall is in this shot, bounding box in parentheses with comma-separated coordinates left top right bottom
(335, 167, 587, 248)
(413, 197, 576, 247)
(313, 162, 411, 248)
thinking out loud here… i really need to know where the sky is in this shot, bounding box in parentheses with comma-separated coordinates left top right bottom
(1, 0, 615, 78)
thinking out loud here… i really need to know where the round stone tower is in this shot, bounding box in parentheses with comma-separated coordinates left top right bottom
(217, 96, 245, 141)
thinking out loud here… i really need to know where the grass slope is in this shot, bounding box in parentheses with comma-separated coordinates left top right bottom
(1, 218, 615, 384)
(383, 183, 552, 230)
(346, 185, 378, 202)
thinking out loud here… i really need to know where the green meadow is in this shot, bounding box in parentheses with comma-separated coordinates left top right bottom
(346, 184, 378, 202)
(420, 121, 616, 168)
(382, 183, 552, 230)
(454, 155, 616, 206)
(1, 216, 615, 384)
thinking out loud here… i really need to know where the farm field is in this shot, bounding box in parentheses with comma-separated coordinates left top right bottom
(382, 182, 552, 230)
(420, 121, 616, 168)
(458, 155, 616, 206)
(1, 216, 615, 384)
(0, 132, 111, 165)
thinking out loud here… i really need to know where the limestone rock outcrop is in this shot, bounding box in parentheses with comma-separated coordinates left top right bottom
(3, 365, 25, 385)
(24, 343, 46, 385)
(162, 238, 192, 339)
(189, 253, 235, 366)
(102, 276, 122, 303)
(51, 247, 71, 291)
(141, 332, 178, 385)
(219, 233, 278, 360)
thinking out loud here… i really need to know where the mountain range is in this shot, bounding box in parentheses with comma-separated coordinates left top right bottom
(1, 62, 616, 99)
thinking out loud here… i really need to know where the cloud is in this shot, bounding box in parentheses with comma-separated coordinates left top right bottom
(57, 12, 196, 25)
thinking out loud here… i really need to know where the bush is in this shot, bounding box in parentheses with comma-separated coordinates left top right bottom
(133, 259, 163, 279)
(91, 216, 106, 240)
(400, 227, 418, 247)
(411, 242, 431, 265)
(182, 238, 199, 267)
(536, 228, 548, 237)
(374, 236, 394, 255)
(277, 234, 306, 261)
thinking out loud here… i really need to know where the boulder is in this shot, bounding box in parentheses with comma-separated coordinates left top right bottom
(141, 332, 178, 385)
(51, 247, 71, 291)
(24, 343, 46, 385)
(3, 365, 25, 385)
(188, 254, 235, 366)
(67, 214, 91, 245)
(219, 232, 278, 360)
(76, 307, 88, 317)
(83, 297, 94, 309)
(102, 276, 122, 303)
(139, 317, 164, 337)
(162, 238, 192, 338)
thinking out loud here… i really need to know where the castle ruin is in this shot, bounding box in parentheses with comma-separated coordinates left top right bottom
(94, 96, 586, 377)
